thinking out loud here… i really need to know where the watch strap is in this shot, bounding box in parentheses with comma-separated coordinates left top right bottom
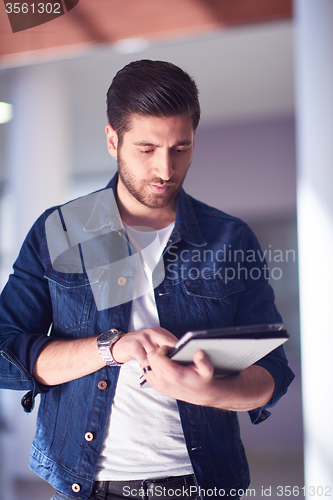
(97, 329, 123, 366)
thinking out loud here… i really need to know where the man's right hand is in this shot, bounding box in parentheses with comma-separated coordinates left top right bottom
(112, 327, 177, 366)
(32, 328, 177, 387)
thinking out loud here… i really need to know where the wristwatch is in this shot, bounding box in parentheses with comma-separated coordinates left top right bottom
(97, 329, 123, 366)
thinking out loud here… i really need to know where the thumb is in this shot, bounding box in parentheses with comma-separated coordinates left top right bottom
(193, 350, 214, 379)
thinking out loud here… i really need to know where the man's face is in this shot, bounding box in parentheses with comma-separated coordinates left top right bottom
(106, 114, 194, 210)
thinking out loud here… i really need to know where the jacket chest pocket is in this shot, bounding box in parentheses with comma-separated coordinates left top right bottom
(182, 273, 244, 299)
(179, 274, 245, 328)
(45, 273, 94, 334)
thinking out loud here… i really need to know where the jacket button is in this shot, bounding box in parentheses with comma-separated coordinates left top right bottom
(118, 277, 127, 285)
(23, 397, 31, 406)
(259, 411, 266, 420)
(72, 483, 81, 493)
(98, 380, 107, 390)
(85, 432, 94, 441)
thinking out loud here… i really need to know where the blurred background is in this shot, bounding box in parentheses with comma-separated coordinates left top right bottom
(0, 0, 332, 499)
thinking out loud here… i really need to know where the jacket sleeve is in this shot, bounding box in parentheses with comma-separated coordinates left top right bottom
(235, 225, 295, 424)
(0, 211, 54, 402)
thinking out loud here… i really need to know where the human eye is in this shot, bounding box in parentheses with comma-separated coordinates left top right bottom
(172, 147, 187, 154)
(140, 149, 154, 154)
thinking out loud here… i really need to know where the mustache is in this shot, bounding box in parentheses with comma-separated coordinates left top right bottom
(147, 178, 174, 186)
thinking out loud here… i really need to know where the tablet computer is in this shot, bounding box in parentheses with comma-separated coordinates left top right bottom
(169, 323, 289, 376)
(140, 323, 289, 387)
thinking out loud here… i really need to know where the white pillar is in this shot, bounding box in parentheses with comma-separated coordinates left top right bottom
(294, 0, 333, 492)
(8, 64, 70, 249)
(2, 64, 70, 492)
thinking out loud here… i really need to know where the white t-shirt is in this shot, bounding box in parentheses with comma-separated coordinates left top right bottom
(95, 223, 193, 480)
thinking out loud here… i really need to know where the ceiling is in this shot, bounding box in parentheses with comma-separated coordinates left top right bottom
(0, 0, 292, 64)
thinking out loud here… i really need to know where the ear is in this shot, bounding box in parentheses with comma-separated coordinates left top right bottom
(105, 124, 118, 158)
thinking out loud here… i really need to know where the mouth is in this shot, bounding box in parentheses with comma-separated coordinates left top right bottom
(148, 184, 172, 194)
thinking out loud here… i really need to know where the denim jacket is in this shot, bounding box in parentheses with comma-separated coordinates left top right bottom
(0, 174, 294, 499)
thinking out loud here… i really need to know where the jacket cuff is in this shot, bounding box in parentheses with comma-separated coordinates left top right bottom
(248, 348, 295, 425)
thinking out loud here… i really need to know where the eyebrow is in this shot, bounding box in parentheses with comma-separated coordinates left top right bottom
(133, 140, 193, 147)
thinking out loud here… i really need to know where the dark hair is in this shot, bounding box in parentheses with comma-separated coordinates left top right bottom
(106, 60, 200, 142)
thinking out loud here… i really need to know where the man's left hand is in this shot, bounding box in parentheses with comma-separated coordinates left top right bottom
(142, 346, 275, 411)
(143, 347, 215, 405)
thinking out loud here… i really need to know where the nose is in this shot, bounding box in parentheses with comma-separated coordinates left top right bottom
(153, 150, 174, 181)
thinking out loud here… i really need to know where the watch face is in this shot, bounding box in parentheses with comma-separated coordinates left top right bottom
(98, 330, 119, 345)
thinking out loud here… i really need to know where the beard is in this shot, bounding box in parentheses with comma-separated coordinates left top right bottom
(117, 152, 190, 209)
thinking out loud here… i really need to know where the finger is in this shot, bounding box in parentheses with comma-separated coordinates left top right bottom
(192, 350, 214, 379)
(155, 345, 170, 356)
(145, 329, 177, 348)
(133, 344, 150, 365)
(144, 348, 178, 393)
(146, 346, 182, 384)
(162, 338, 177, 348)
(145, 345, 171, 371)
(115, 337, 149, 365)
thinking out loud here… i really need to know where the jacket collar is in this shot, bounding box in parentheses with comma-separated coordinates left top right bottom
(84, 174, 122, 233)
(175, 188, 206, 247)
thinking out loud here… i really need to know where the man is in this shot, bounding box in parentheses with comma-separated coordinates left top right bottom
(0, 60, 294, 500)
